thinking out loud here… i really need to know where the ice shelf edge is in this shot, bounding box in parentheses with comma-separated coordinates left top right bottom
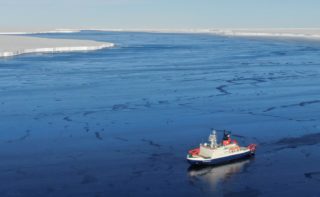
(0, 43, 115, 58)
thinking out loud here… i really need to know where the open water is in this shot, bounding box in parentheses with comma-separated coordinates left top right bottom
(1, 31, 320, 196)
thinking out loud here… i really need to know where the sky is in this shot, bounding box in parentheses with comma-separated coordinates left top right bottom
(1, 0, 319, 29)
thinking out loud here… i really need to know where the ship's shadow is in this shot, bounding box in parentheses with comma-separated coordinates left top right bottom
(188, 157, 254, 172)
(187, 157, 255, 189)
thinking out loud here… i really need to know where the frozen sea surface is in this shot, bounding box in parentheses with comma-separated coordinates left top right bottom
(0, 31, 320, 197)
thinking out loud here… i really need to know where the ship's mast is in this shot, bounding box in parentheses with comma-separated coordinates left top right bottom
(209, 130, 218, 148)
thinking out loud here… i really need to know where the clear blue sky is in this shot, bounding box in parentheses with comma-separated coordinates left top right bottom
(1, 0, 319, 29)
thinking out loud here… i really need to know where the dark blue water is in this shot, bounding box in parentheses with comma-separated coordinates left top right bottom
(1, 31, 320, 197)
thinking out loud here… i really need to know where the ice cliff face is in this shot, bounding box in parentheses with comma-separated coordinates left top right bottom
(0, 43, 114, 57)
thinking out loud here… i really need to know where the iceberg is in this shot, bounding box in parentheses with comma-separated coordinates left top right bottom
(0, 35, 114, 58)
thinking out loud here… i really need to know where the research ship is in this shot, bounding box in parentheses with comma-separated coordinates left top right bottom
(187, 130, 256, 165)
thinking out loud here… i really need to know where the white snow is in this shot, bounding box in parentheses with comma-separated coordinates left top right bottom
(2, 27, 320, 39)
(208, 29, 320, 39)
(78, 28, 320, 39)
(0, 28, 81, 35)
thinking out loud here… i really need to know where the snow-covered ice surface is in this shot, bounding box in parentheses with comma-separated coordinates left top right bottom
(0, 28, 81, 35)
(209, 28, 320, 39)
(0, 31, 320, 196)
(82, 28, 320, 39)
(0, 35, 114, 57)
